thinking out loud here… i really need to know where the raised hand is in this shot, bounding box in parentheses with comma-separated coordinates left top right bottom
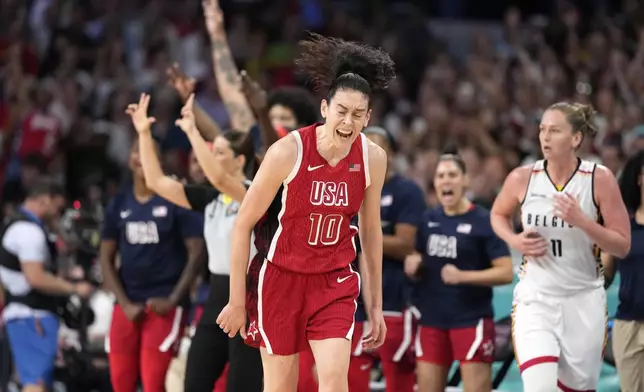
(166, 63, 196, 102)
(175, 94, 198, 135)
(125, 94, 156, 134)
(239, 70, 267, 111)
(203, 0, 224, 36)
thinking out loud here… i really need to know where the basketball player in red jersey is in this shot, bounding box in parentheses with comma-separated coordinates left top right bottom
(216, 33, 396, 392)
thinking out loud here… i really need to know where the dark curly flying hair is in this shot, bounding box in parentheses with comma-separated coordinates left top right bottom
(294, 33, 396, 102)
(618, 151, 644, 213)
(267, 87, 319, 127)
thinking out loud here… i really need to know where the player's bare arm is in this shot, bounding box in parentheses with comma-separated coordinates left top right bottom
(128, 93, 192, 209)
(359, 141, 387, 348)
(217, 135, 297, 337)
(491, 165, 548, 257)
(559, 165, 630, 258)
(452, 256, 514, 286)
(179, 95, 248, 202)
(163, 238, 205, 310)
(166, 63, 222, 141)
(383, 222, 416, 260)
(203, 0, 255, 133)
(99, 239, 140, 319)
(357, 253, 373, 310)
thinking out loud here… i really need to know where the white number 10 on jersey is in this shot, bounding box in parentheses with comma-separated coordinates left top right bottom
(308, 213, 343, 246)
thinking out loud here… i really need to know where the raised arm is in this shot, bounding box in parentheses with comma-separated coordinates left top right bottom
(166, 63, 222, 141)
(177, 95, 248, 202)
(239, 71, 281, 151)
(203, 0, 255, 133)
(127, 94, 191, 209)
(559, 166, 630, 258)
(217, 135, 297, 338)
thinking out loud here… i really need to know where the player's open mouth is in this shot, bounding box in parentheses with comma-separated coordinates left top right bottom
(336, 129, 352, 139)
(441, 189, 454, 196)
(543, 146, 551, 152)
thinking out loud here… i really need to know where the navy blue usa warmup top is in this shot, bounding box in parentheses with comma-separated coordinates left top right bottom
(412, 204, 510, 329)
(354, 174, 426, 322)
(101, 188, 203, 302)
(615, 216, 644, 321)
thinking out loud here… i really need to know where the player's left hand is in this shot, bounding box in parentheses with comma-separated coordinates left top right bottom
(146, 297, 175, 316)
(175, 94, 198, 135)
(441, 264, 462, 285)
(363, 308, 387, 350)
(217, 303, 247, 339)
(553, 192, 586, 227)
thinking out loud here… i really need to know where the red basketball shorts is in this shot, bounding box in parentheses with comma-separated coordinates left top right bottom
(106, 304, 186, 392)
(245, 259, 360, 355)
(415, 318, 495, 367)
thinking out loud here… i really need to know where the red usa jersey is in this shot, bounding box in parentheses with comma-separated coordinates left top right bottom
(266, 124, 370, 274)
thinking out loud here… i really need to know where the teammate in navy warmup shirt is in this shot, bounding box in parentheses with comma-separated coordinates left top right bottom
(99, 132, 204, 392)
(405, 154, 513, 392)
(602, 151, 644, 392)
(346, 126, 425, 392)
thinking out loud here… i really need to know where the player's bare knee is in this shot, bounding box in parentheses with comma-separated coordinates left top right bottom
(316, 371, 348, 392)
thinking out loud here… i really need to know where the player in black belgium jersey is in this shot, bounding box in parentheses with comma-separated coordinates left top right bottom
(404, 153, 513, 392)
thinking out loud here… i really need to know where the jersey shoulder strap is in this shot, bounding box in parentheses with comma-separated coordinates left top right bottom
(578, 159, 596, 174)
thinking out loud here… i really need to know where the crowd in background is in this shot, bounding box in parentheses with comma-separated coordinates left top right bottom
(2, 0, 644, 215)
(1, 0, 644, 389)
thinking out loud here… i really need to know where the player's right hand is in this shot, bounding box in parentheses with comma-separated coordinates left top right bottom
(217, 303, 247, 339)
(363, 308, 387, 350)
(125, 93, 156, 134)
(122, 303, 145, 322)
(404, 253, 422, 279)
(512, 229, 548, 257)
(72, 281, 95, 299)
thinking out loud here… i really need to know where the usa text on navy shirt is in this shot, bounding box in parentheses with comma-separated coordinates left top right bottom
(101, 189, 203, 303)
(412, 205, 510, 329)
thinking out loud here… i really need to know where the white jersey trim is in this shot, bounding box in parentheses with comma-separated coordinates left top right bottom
(266, 132, 302, 261)
(360, 133, 371, 188)
(284, 131, 303, 185)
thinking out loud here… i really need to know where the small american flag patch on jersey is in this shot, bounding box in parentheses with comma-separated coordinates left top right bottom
(349, 163, 361, 172)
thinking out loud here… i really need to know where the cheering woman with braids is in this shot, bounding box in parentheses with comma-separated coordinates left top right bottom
(216, 33, 395, 392)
